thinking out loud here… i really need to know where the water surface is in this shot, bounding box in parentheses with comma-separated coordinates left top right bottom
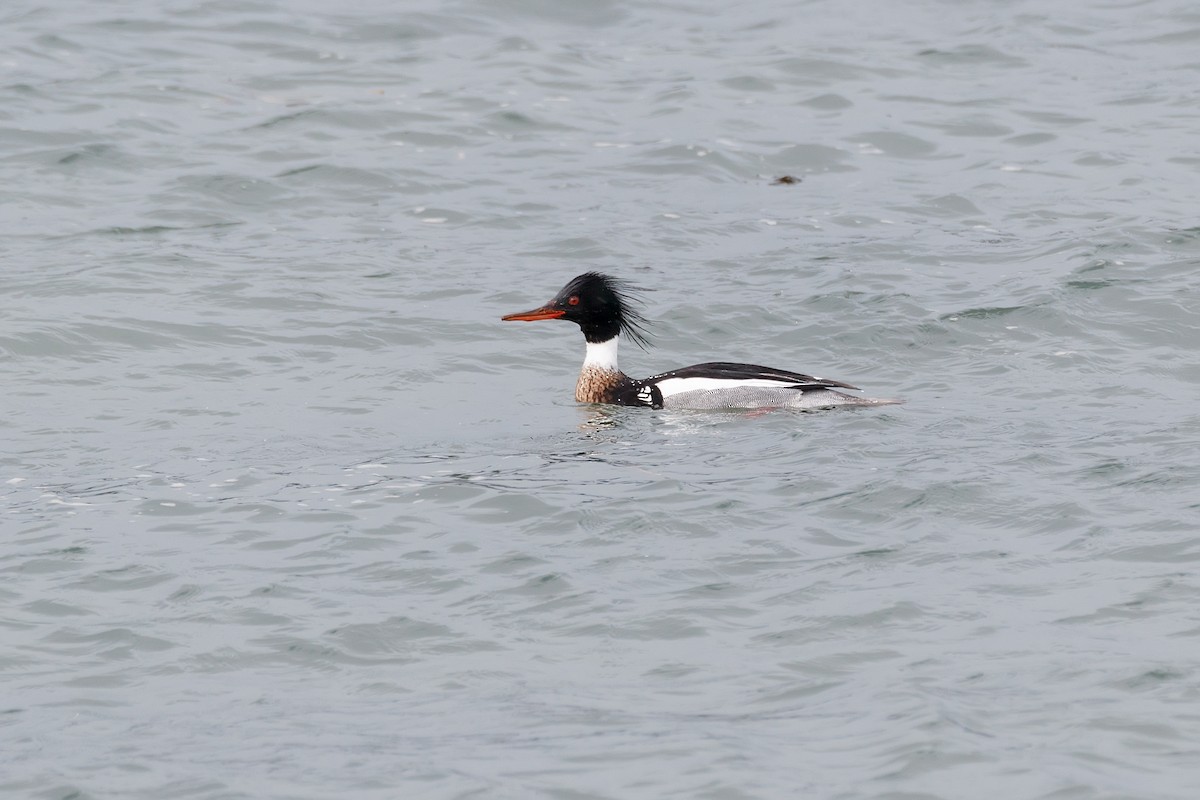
(4, 1, 1200, 798)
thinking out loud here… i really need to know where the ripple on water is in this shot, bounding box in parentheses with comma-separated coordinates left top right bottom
(5, 1, 1200, 798)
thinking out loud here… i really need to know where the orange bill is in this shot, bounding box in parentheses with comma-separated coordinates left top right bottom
(501, 306, 566, 321)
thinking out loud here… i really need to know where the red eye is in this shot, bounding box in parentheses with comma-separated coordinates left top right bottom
(568, 296, 580, 306)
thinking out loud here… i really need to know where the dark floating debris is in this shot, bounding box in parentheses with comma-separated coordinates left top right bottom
(771, 175, 801, 185)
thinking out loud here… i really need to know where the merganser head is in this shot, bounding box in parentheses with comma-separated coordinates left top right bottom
(501, 271, 650, 348)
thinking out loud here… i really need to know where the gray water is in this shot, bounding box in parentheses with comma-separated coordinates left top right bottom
(4, 1, 1200, 797)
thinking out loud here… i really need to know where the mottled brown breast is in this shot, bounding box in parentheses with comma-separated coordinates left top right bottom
(575, 367, 629, 404)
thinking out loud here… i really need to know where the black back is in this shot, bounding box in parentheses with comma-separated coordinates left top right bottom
(643, 362, 860, 391)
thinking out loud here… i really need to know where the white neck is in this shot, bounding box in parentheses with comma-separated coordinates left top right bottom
(583, 336, 620, 372)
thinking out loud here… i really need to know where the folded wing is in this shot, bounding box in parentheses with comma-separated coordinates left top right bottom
(645, 362, 860, 398)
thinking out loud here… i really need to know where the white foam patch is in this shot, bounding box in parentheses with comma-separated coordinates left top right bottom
(653, 376, 808, 398)
(583, 337, 619, 372)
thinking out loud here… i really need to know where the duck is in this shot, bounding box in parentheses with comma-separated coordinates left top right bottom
(501, 272, 898, 410)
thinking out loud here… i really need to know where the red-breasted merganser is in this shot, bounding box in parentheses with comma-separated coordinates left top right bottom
(502, 272, 899, 410)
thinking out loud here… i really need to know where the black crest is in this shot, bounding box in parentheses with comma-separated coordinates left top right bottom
(550, 272, 652, 348)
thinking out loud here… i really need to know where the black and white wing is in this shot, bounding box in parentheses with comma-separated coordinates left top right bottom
(646, 362, 859, 393)
(638, 362, 875, 411)
(612, 362, 891, 411)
